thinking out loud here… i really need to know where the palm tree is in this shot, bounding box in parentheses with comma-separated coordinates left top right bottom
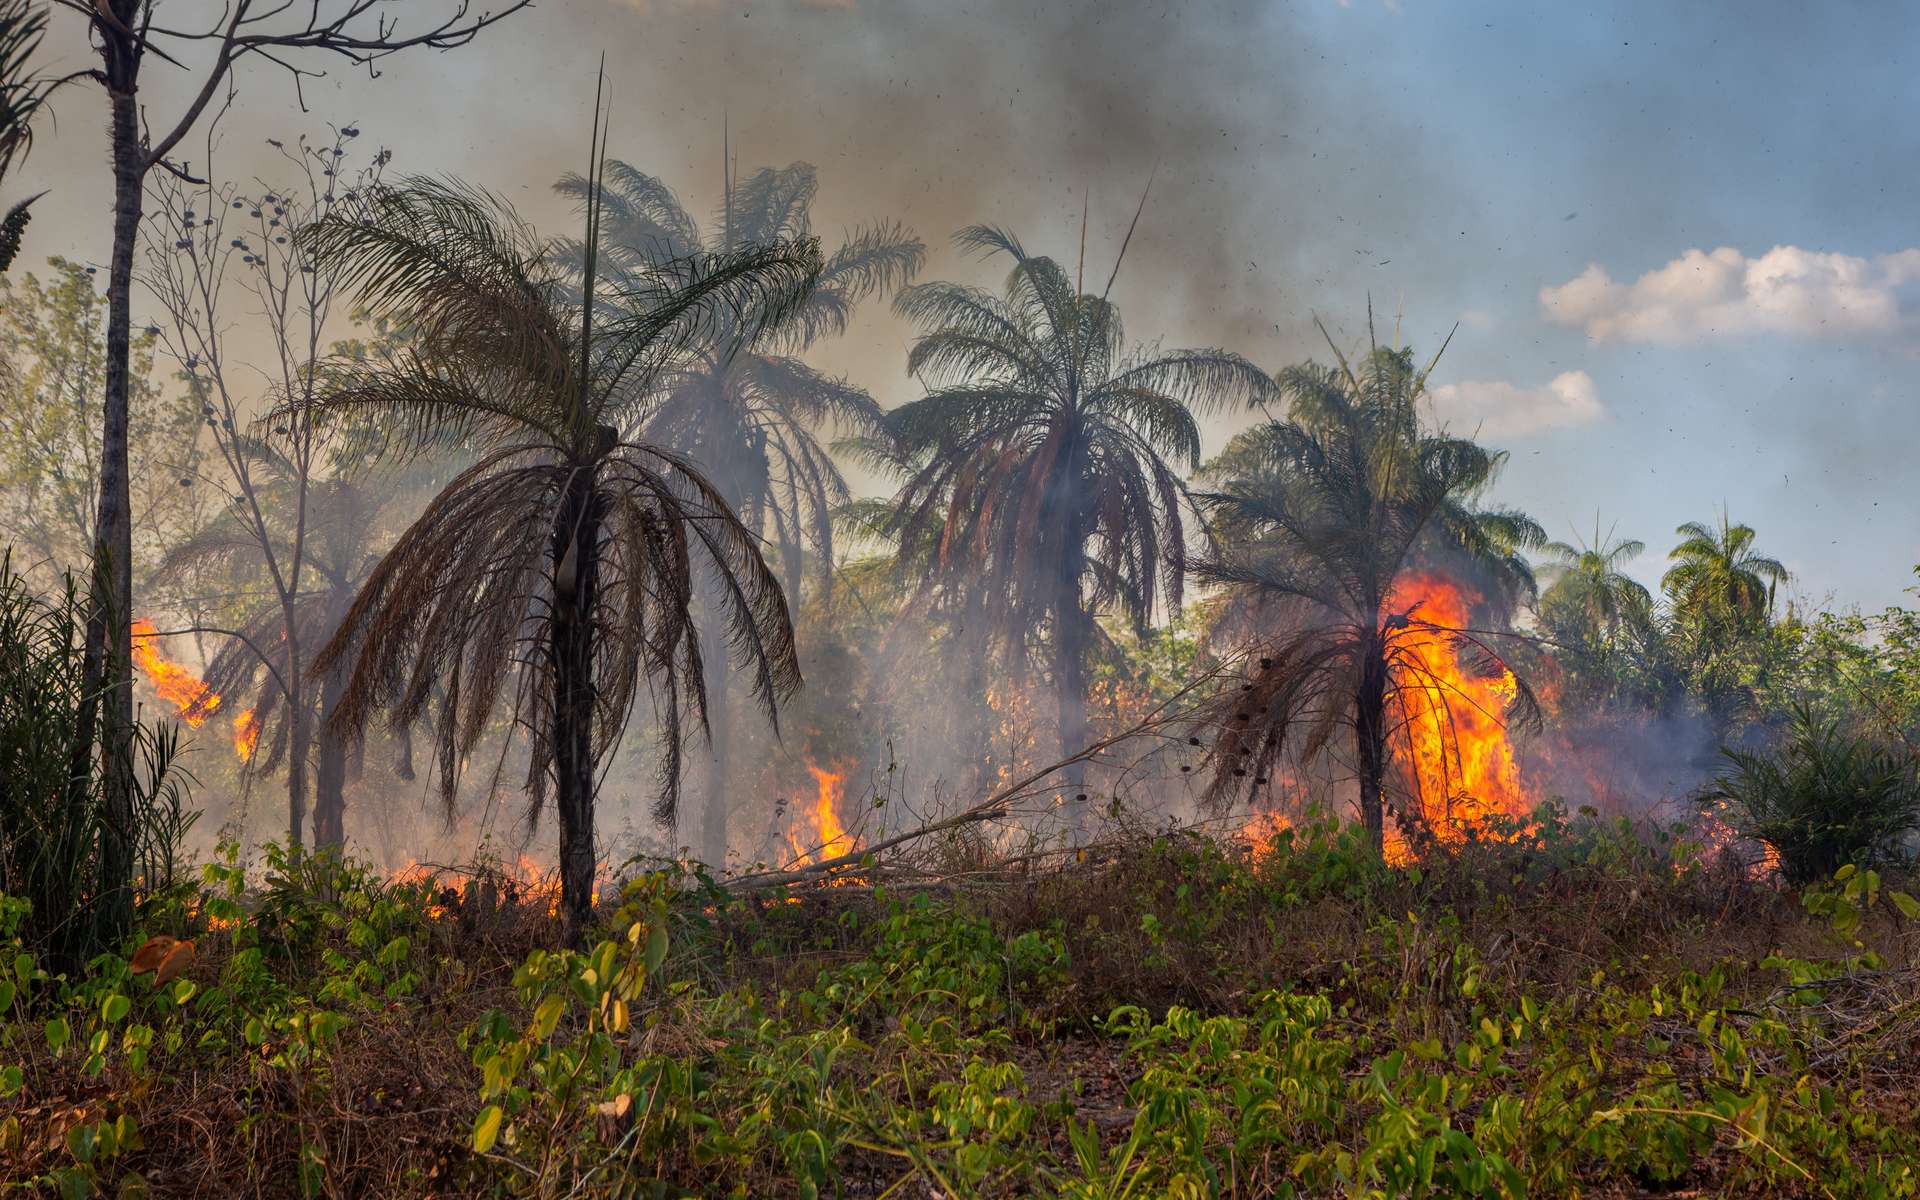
(875, 225, 1274, 809)
(553, 160, 922, 866)
(1663, 511, 1787, 637)
(1536, 517, 1651, 645)
(159, 455, 388, 849)
(0, 0, 52, 273)
(1189, 326, 1543, 855)
(289, 169, 820, 938)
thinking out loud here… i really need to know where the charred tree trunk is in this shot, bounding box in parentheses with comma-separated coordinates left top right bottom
(311, 663, 348, 849)
(1354, 635, 1390, 857)
(73, 72, 145, 938)
(550, 466, 602, 943)
(698, 608, 732, 872)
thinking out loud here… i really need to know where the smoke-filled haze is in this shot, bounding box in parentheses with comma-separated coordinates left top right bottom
(16, 0, 1920, 609)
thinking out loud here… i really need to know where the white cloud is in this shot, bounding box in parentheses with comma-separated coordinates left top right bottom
(1426, 370, 1602, 439)
(1541, 245, 1920, 343)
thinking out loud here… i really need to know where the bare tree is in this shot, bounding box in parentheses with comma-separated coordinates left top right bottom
(33, 0, 531, 930)
(142, 129, 384, 848)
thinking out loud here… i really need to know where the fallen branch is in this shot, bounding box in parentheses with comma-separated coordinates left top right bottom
(723, 675, 1217, 892)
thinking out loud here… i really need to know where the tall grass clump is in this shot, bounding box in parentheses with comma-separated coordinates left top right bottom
(1704, 703, 1920, 885)
(0, 556, 192, 965)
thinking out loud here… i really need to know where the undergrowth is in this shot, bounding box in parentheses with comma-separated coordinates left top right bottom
(3, 807, 1918, 1197)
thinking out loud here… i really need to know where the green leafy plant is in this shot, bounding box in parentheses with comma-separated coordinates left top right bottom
(1703, 704, 1920, 885)
(0, 557, 194, 966)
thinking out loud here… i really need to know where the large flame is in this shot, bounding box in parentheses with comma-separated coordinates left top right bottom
(131, 618, 262, 761)
(131, 618, 220, 726)
(787, 761, 855, 866)
(1384, 572, 1531, 863)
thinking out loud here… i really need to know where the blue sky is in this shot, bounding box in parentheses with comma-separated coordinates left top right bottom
(21, 0, 1919, 610)
(1316, 1, 1920, 611)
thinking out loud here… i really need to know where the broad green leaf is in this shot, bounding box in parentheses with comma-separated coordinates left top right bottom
(532, 994, 565, 1041)
(472, 1105, 504, 1153)
(644, 924, 669, 976)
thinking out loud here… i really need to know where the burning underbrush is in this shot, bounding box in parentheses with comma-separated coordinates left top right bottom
(4, 816, 1916, 1198)
(1220, 570, 1780, 878)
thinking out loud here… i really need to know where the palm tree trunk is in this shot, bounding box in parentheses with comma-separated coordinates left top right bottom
(551, 468, 601, 943)
(395, 721, 416, 781)
(960, 603, 994, 799)
(698, 608, 732, 872)
(1354, 635, 1389, 856)
(311, 664, 348, 849)
(73, 79, 144, 939)
(1055, 544, 1090, 838)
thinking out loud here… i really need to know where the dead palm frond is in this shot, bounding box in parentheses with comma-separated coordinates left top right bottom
(0, 0, 54, 186)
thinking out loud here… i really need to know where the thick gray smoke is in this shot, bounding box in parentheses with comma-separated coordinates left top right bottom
(21, 0, 1461, 400)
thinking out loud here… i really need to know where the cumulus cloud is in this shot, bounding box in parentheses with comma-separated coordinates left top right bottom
(1426, 370, 1602, 439)
(1541, 246, 1920, 342)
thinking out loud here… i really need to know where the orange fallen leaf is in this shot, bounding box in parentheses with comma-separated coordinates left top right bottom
(153, 940, 195, 985)
(129, 935, 178, 975)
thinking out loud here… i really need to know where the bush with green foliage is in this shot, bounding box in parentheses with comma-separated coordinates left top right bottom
(2, 819, 1918, 1196)
(1703, 703, 1920, 885)
(0, 557, 193, 966)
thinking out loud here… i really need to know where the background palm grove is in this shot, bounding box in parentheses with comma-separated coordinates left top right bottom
(1, 1, 1919, 1196)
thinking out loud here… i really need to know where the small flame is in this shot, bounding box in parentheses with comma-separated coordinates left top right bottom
(388, 853, 600, 919)
(1240, 809, 1292, 857)
(233, 708, 260, 762)
(787, 761, 855, 866)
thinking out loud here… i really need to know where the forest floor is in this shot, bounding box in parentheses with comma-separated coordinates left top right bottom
(5, 810, 1919, 1197)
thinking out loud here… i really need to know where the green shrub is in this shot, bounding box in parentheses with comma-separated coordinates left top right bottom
(0, 557, 193, 965)
(1703, 704, 1920, 885)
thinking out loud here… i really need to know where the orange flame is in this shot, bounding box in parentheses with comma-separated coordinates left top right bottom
(1240, 808, 1292, 857)
(233, 708, 260, 762)
(1382, 572, 1532, 864)
(388, 853, 600, 919)
(132, 618, 267, 761)
(131, 618, 220, 726)
(787, 761, 855, 866)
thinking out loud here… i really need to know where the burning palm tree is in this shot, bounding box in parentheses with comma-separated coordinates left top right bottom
(552, 158, 922, 866)
(287, 151, 821, 936)
(872, 224, 1273, 811)
(1190, 323, 1543, 856)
